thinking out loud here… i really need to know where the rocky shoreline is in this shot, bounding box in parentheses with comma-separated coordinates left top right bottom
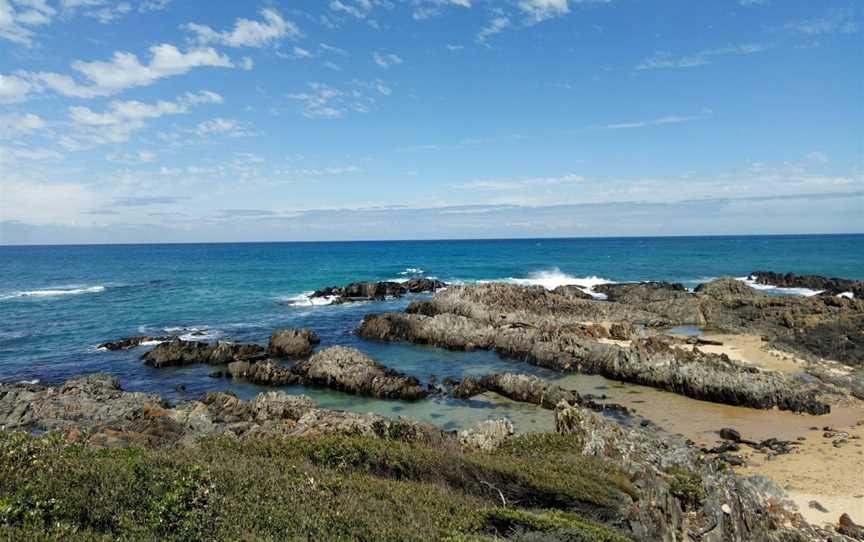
(2, 271, 863, 540)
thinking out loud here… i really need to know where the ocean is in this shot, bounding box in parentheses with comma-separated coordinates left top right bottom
(2, 234, 862, 431)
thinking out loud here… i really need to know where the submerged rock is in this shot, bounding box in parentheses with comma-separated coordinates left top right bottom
(268, 328, 320, 359)
(293, 346, 427, 400)
(142, 339, 266, 368)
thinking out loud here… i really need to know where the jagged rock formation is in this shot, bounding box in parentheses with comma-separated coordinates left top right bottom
(358, 282, 838, 414)
(98, 335, 172, 350)
(451, 372, 583, 409)
(750, 271, 863, 298)
(268, 328, 320, 359)
(142, 338, 267, 368)
(0, 374, 438, 447)
(293, 346, 427, 400)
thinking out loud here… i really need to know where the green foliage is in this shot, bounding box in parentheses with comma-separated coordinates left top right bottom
(481, 509, 632, 542)
(666, 465, 707, 511)
(0, 430, 637, 541)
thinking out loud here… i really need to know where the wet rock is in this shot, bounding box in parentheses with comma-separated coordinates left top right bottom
(227, 361, 251, 379)
(208, 370, 224, 379)
(142, 339, 266, 368)
(293, 346, 427, 400)
(552, 284, 595, 300)
(451, 372, 583, 410)
(98, 335, 171, 351)
(750, 271, 864, 298)
(839, 513, 864, 540)
(310, 279, 445, 304)
(246, 360, 300, 386)
(719, 454, 746, 466)
(719, 428, 742, 442)
(175, 384, 186, 392)
(458, 418, 514, 451)
(268, 328, 320, 359)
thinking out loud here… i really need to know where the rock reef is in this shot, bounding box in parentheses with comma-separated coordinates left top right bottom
(309, 278, 446, 304)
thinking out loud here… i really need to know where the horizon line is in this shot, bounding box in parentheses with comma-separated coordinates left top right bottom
(1, 232, 862, 249)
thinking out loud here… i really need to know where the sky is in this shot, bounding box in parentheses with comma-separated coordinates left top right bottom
(0, 0, 862, 244)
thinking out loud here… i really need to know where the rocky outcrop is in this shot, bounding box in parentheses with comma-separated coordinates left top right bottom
(358, 312, 830, 414)
(554, 401, 823, 542)
(750, 271, 864, 298)
(268, 328, 320, 359)
(98, 335, 171, 351)
(457, 418, 514, 451)
(293, 346, 427, 400)
(142, 339, 266, 368)
(309, 278, 446, 304)
(0, 374, 439, 447)
(451, 372, 583, 409)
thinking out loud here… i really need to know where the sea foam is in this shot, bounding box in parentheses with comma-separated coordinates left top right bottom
(739, 276, 823, 297)
(282, 292, 339, 307)
(505, 268, 612, 299)
(0, 285, 107, 301)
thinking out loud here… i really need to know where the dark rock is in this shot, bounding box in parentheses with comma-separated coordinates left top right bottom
(175, 384, 186, 392)
(808, 500, 829, 513)
(310, 279, 445, 304)
(246, 360, 300, 386)
(750, 271, 864, 298)
(839, 513, 864, 540)
(293, 346, 427, 400)
(552, 284, 595, 300)
(142, 339, 266, 368)
(99, 335, 171, 351)
(208, 371, 224, 379)
(720, 427, 742, 442)
(719, 454, 746, 466)
(268, 328, 320, 359)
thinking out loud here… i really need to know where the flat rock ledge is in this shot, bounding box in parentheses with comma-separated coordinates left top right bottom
(142, 338, 267, 368)
(268, 328, 320, 359)
(358, 312, 831, 414)
(0, 374, 439, 448)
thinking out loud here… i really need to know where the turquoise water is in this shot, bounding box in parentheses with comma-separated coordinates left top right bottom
(1, 235, 862, 430)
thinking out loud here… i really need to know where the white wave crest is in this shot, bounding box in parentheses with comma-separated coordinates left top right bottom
(506, 268, 613, 299)
(838, 291, 855, 299)
(398, 267, 424, 276)
(0, 285, 107, 300)
(281, 292, 339, 307)
(163, 326, 224, 341)
(739, 276, 823, 297)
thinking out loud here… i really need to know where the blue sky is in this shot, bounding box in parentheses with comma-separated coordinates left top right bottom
(0, 0, 861, 243)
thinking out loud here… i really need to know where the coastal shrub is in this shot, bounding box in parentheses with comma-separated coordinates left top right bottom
(666, 465, 707, 511)
(0, 431, 638, 541)
(481, 509, 632, 542)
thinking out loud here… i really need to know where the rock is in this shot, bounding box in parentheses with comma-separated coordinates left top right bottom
(98, 335, 171, 351)
(839, 513, 864, 540)
(0, 374, 438, 447)
(450, 372, 583, 410)
(694, 277, 762, 300)
(142, 339, 266, 368)
(268, 328, 320, 359)
(175, 384, 186, 392)
(227, 361, 251, 379)
(750, 271, 864, 298)
(293, 346, 427, 400)
(719, 427, 742, 442)
(358, 311, 830, 414)
(553, 401, 824, 541)
(808, 500, 829, 513)
(309, 279, 445, 304)
(246, 360, 300, 386)
(552, 285, 595, 300)
(458, 419, 514, 451)
(208, 370, 224, 379)
(609, 322, 634, 340)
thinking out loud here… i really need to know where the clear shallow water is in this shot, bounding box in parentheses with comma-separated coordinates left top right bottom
(1, 235, 862, 431)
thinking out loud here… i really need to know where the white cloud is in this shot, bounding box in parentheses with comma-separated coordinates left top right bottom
(194, 117, 251, 137)
(287, 81, 387, 119)
(519, 0, 569, 23)
(0, 112, 46, 138)
(595, 112, 708, 130)
(106, 149, 156, 164)
(636, 43, 769, 70)
(457, 173, 584, 190)
(372, 51, 402, 69)
(782, 12, 858, 37)
(0, 178, 98, 225)
(806, 151, 829, 164)
(185, 8, 300, 48)
(0, 73, 33, 103)
(0, 0, 56, 46)
(412, 0, 471, 20)
(24, 44, 233, 100)
(64, 90, 222, 148)
(477, 15, 510, 44)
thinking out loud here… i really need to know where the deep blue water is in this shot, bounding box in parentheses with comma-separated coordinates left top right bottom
(1, 235, 862, 430)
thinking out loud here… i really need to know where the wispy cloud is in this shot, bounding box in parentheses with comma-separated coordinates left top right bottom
(185, 8, 301, 48)
(594, 111, 711, 130)
(477, 14, 510, 44)
(372, 51, 403, 69)
(636, 43, 769, 70)
(456, 173, 584, 190)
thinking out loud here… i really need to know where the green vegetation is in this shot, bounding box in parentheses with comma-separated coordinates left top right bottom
(0, 431, 633, 541)
(665, 465, 707, 511)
